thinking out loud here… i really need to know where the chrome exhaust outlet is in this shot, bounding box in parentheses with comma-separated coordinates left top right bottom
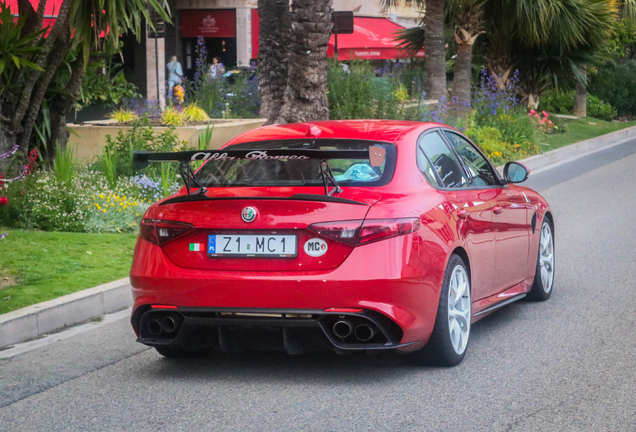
(333, 320, 353, 338)
(162, 316, 178, 333)
(148, 319, 162, 336)
(354, 324, 376, 342)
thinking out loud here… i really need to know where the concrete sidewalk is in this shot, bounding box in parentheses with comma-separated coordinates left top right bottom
(0, 278, 131, 349)
(2, 124, 635, 350)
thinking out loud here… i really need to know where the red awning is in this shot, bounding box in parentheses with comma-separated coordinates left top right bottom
(327, 17, 424, 60)
(5, 0, 64, 17)
(6, 0, 108, 38)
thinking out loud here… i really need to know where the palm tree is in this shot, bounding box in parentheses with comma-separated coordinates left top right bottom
(0, 0, 171, 169)
(572, 0, 635, 116)
(383, 0, 447, 100)
(395, 0, 618, 109)
(276, 0, 333, 124)
(257, 0, 291, 124)
(446, 0, 485, 107)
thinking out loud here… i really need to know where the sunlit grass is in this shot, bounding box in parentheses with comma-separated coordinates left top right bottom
(0, 229, 137, 314)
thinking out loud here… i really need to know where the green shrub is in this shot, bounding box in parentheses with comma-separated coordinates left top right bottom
(465, 126, 514, 165)
(0, 169, 154, 233)
(475, 110, 539, 155)
(53, 144, 76, 188)
(328, 60, 405, 120)
(97, 117, 188, 179)
(589, 61, 636, 116)
(587, 94, 617, 121)
(538, 91, 617, 121)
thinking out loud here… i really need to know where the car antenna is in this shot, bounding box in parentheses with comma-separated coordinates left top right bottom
(319, 159, 342, 196)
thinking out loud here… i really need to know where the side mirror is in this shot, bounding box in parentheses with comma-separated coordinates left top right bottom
(503, 162, 530, 184)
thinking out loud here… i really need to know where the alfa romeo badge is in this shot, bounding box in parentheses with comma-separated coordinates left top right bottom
(241, 207, 257, 223)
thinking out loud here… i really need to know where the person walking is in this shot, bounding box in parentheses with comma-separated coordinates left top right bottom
(166, 55, 183, 89)
(208, 57, 225, 79)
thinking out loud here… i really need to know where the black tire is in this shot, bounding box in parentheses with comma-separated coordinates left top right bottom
(411, 254, 471, 367)
(527, 219, 555, 302)
(154, 345, 211, 358)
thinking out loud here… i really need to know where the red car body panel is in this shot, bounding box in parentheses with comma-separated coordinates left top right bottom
(130, 120, 553, 353)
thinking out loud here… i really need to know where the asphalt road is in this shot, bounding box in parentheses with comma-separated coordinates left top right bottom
(2, 140, 636, 431)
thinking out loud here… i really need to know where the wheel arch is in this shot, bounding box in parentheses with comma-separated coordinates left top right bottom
(543, 211, 555, 236)
(450, 246, 471, 286)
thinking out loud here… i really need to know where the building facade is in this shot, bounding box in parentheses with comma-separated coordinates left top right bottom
(142, 0, 422, 101)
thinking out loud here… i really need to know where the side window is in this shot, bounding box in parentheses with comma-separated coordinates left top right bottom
(418, 132, 469, 189)
(444, 132, 499, 187)
(416, 146, 441, 187)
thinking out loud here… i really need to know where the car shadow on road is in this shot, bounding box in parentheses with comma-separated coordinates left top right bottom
(134, 302, 535, 385)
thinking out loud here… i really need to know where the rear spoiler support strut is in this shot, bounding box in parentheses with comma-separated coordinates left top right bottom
(179, 161, 207, 195)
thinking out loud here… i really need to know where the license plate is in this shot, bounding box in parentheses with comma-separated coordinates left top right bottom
(208, 235, 297, 258)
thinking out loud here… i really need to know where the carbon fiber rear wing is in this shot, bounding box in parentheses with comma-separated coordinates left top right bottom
(132, 147, 385, 170)
(133, 147, 386, 197)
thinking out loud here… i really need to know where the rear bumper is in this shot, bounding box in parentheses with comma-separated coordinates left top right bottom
(130, 234, 447, 352)
(135, 307, 418, 354)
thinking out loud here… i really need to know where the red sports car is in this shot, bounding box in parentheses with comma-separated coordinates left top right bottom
(130, 120, 555, 366)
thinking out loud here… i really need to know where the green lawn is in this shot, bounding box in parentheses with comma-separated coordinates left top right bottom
(0, 230, 138, 315)
(540, 117, 636, 153)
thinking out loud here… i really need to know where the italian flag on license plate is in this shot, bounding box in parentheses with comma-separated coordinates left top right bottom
(189, 243, 204, 252)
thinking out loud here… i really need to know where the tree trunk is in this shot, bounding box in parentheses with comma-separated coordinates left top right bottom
(11, 0, 72, 133)
(257, 0, 291, 125)
(276, 0, 333, 124)
(19, 27, 72, 153)
(573, 66, 587, 118)
(0, 127, 16, 175)
(49, 54, 85, 159)
(424, 0, 447, 101)
(453, 43, 472, 109)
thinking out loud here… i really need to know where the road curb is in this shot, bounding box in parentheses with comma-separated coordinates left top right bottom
(514, 124, 636, 174)
(2, 124, 636, 350)
(0, 278, 132, 349)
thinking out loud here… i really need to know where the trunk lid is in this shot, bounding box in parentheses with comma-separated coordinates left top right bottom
(151, 187, 380, 271)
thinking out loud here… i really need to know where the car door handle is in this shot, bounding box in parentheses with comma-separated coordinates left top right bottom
(493, 206, 503, 215)
(457, 209, 469, 219)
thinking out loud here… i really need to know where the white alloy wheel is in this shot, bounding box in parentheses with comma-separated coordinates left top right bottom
(539, 222, 555, 293)
(448, 265, 471, 355)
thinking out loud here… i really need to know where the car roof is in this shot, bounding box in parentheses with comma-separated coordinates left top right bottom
(224, 120, 441, 147)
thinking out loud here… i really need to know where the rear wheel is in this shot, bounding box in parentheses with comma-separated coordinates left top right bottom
(527, 219, 555, 301)
(412, 254, 471, 366)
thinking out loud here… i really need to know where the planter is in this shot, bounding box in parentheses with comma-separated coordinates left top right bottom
(66, 118, 267, 163)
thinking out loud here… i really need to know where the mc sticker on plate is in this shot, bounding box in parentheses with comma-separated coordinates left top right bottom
(304, 238, 328, 257)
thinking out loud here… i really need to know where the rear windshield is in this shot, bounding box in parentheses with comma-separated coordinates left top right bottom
(195, 139, 396, 187)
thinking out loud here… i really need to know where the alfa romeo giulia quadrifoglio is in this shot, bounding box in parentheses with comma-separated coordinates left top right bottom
(129, 120, 555, 366)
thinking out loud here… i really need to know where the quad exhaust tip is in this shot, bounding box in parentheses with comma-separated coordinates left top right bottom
(162, 316, 177, 333)
(148, 319, 162, 336)
(147, 314, 181, 336)
(333, 320, 378, 342)
(354, 324, 376, 342)
(333, 320, 353, 339)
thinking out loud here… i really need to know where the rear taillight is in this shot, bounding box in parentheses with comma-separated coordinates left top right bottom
(308, 218, 420, 247)
(307, 220, 363, 246)
(140, 218, 195, 246)
(358, 218, 420, 245)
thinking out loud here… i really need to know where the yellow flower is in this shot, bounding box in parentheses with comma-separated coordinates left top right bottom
(99, 194, 104, 199)
(103, 209, 107, 213)
(118, 209, 122, 212)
